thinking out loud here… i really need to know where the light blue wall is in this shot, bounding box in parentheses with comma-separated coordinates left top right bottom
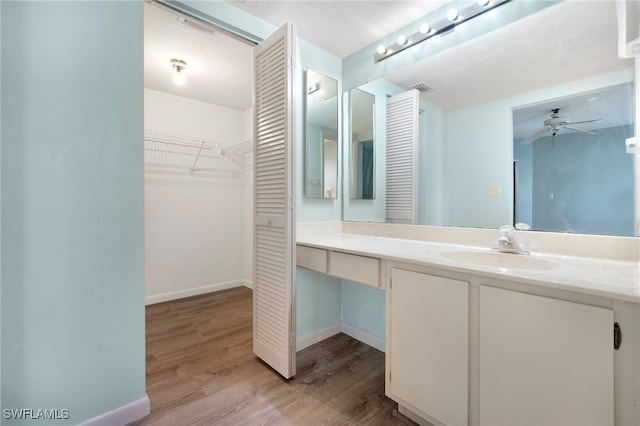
(446, 100, 514, 228)
(0, 1, 3, 417)
(294, 36, 343, 338)
(296, 268, 341, 338)
(419, 100, 446, 226)
(529, 125, 634, 235)
(1, 2, 145, 424)
(341, 281, 386, 339)
(445, 69, 634, 229)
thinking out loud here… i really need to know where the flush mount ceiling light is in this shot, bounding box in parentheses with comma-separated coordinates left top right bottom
(170, 59, 187, 86)
(375, 0, 511, 63)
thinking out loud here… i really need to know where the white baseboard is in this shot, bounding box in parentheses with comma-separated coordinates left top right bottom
(295, 322, 385, 353)
(145, 280, 245, 305)
(296, 323, 342, 351)
(341, 322, 386, 353)
(243, 279, 253, 289)
(80, 394, 149, 426)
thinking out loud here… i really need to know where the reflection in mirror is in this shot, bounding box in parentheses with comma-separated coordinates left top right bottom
(345, 0, 636, 236)
(350, 88, 375, 199)
(304, 69, 338, 199)
(513, 83, 635, 236)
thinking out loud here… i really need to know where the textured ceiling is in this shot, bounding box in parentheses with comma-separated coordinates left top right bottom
(226, 0, 447, 59)
(144, 2, 253, 110)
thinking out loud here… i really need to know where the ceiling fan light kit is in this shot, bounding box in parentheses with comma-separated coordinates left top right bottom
(521, 108, 602, 145)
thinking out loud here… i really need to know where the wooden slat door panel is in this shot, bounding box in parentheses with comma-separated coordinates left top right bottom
(253, 23, 297, 379)
(386, 90, 419, 224)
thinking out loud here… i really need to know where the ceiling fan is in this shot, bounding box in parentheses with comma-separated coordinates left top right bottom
(521, 108, 602, 144)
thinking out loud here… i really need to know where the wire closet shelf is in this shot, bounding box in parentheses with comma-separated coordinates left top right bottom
(144, 129, 252, 174)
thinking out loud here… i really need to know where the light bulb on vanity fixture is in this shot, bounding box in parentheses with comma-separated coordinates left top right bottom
(374, 0, 509, 62)
(171, 59, 187, 86)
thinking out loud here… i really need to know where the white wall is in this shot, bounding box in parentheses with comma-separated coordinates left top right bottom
(144, 88, 251, 304)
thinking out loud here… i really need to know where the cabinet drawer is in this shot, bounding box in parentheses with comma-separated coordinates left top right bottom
(296, 245, 327, 273)
(328, 251, 380, 287)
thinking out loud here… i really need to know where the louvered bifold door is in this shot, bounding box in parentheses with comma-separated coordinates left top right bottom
(253, 23, 297, 379)
(386, 90, 419, 224)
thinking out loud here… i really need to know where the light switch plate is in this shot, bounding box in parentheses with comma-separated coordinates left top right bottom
(487, 185, 501, 197)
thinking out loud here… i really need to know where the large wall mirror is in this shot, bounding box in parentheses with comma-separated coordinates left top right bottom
(343, 0, 637, 236)
(513, 83, 634, 236)
(304, 69, 338, 199)
(349, 87, 376, 200)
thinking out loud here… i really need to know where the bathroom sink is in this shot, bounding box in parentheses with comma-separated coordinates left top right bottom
(441, 250, 558, 270)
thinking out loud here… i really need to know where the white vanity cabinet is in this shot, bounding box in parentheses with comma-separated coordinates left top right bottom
(479, 285, 614, 426)
(296, 230, 638, 426)
(387, 268, 470, 426)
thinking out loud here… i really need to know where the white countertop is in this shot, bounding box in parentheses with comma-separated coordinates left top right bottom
(297, 233, 640, 303)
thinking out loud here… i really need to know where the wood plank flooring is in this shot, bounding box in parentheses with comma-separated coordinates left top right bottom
(136, 286, 410, 425)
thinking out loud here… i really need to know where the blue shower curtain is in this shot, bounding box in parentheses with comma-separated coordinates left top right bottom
(362, 140, 374, 199)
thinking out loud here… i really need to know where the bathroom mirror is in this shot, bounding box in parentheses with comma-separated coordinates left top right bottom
(304, 69, 338, 199)
(513, 82, 635, 236)
(349, 87, 376, 200)
(343, 0, 637, 236)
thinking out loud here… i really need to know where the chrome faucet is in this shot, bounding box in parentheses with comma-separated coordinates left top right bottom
(492, 224, 529, 255)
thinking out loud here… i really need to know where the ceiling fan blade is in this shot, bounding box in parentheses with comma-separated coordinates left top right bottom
(564, 118, 602, 125)
(521, 128, 549, 144)
(563, 125, 599, 135)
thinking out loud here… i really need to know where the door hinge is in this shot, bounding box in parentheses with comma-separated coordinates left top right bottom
(614, 322, 622, 350)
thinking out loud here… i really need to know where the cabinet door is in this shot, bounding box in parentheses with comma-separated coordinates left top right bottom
(389, 268, 469, 426)
(479, 285, 613, 426)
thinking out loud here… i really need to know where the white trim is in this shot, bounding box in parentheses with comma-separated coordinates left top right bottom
(295, 322, 386, 353)
(243, 279, 253, 289)
(341, 322, 386, 353)
(145, 280, 245, 305)
(80, 394, 149, 426)
(296, 323, 342, 351)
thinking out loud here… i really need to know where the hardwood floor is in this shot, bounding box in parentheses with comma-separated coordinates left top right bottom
(137, 286, 410, 425)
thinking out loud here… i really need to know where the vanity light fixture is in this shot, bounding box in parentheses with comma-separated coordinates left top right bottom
(375, 0, 511, 63)
(419, 23, 432, 35)
(171, 59, 187, 86)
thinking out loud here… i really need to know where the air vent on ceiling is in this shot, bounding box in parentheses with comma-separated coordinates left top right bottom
(177, 16, 216, 36)
(410, 83, 433, 93)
